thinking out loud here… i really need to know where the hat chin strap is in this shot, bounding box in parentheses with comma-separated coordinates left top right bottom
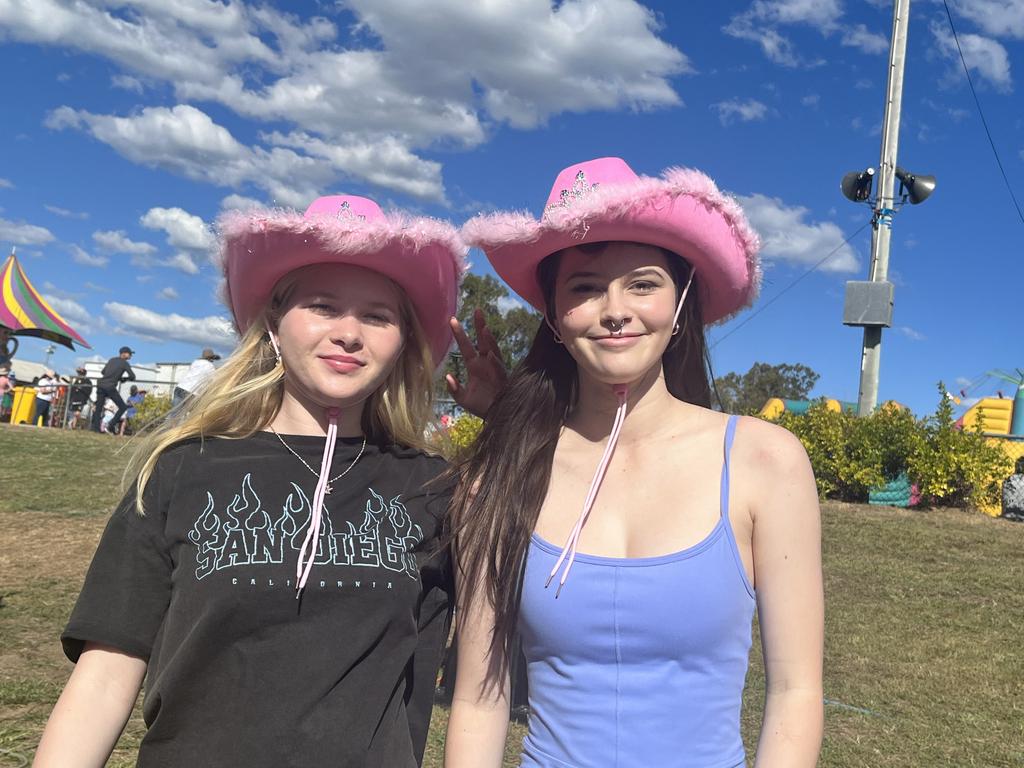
(295, 406, 340, 597)
(262, 321, 347, 598)
(546, 269, 695, 595)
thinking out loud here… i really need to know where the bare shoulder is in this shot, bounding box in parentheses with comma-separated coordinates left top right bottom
(732, 415, 811, 476)
(731, 416, 818, 522)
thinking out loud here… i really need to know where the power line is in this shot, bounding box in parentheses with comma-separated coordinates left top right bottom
(711, 221, 872, 348)
(943, 0, 1024, 226)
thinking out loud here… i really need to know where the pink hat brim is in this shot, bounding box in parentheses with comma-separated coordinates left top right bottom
(463, 167, 761, 325)
(219, 209, 466, 369)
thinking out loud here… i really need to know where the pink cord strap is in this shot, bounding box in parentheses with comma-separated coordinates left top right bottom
(295, 407, 340, 596)
(546, 385, 629, 596)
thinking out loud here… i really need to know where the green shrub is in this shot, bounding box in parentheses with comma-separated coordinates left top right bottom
(771, 384, 1012, 511)
(429, 413, 483, 460)
(906, 384, 1012, 510)
(130, 394, 173, 431)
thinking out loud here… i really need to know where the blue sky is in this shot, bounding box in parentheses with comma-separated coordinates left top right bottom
(1, 0, 1022, 416)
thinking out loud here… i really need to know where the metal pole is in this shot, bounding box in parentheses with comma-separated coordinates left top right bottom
(858, 0, 911, 417)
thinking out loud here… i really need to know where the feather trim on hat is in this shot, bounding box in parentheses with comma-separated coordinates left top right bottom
(462, 166, 762, 324)
(217, 207, 467, 272)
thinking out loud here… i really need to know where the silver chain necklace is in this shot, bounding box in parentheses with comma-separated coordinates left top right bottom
(268, 427, 367, 495)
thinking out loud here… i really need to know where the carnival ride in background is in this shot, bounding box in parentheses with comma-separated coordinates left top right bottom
(1, 249, 91, 425)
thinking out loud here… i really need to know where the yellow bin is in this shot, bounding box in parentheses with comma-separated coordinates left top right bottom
(10, 386, 37, 425)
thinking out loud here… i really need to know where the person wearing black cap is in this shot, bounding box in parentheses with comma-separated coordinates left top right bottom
(91, 346, 136, 433)
(67, 366, 93, 429)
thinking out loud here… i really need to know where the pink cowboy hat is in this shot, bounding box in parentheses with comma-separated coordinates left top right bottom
(462, 157, 761, 324)
(219, 195, 466, 368)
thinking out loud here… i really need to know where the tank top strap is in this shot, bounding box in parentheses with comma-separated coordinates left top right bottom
(719, 414, 739, 521)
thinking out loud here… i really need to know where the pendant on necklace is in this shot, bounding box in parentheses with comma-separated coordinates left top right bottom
(325, 483, 334, 495)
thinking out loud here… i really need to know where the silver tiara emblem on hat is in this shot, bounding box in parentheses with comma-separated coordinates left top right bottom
(545, 170, 600, 215)
(337, 200, 366, 222)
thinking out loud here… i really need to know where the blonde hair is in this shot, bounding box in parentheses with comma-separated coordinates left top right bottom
(126, 276, 437, 514)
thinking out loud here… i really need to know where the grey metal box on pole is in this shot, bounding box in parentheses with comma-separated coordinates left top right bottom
(843, 281, 894, 327)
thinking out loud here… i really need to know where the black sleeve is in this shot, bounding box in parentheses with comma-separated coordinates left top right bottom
(61, 455, 180, 663)
(406, 483, 454, 766)
(123, 361, 136, 382)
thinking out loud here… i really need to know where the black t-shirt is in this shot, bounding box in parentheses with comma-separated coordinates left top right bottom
(63, 432, 453, 767)
(98, 357, 135, 389)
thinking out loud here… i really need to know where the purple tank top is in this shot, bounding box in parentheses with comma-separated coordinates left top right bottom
(518, 415, 755, 768)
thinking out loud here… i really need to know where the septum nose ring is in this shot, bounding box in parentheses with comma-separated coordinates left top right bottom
(609, 318, 626, 335)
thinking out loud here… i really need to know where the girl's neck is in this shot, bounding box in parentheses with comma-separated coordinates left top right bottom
(269, 385, 365, 437)
(567, 365, 679, 443)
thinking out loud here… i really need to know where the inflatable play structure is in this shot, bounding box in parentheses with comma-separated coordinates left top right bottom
(758, 398, 857, 419)
(955, 372, 1024, 515)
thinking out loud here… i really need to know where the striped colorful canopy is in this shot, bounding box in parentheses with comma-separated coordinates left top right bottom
(1, 251, 90, 350)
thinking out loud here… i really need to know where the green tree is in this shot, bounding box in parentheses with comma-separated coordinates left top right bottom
(444, 274, 541, 389)
(715, 362, 820, 415)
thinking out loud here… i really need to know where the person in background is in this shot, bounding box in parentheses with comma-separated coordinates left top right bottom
(91, 346, 135, 433)
(66, 367, 93, 429)
(35, 369, 58, 427)
(0, 363, 13, 422)
(172, 347, 221, 408)
(1002, 456, 1024, 522)
(118, 385, 146, 436)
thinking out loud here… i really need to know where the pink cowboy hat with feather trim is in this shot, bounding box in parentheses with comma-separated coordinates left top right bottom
(219, 195, 466, 368)
(462, 157, 761, 324)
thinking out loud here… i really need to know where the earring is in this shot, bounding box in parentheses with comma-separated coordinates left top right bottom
(544, 316, 564, 345)
(264, 321, 282, 364)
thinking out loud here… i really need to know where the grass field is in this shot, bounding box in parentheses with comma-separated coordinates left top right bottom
(1, 423, 1022, 767)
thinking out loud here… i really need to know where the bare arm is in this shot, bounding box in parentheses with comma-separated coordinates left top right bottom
(34, 644, 147, 768)
(443, 566, 511, 768)
(744, 421, 824, 767)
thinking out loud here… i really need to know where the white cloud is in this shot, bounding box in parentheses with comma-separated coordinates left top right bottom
(0, 177, 13, 189)
(724, 0, 886, 65)
(111, 73, 144, 93)
(496, 295, 524, 314)
(220, 193, 264, 211)
(163, 252, 200, 275)
(48, 104, 339, 208)
(736, 193, 861, 273)
(157, 286, 179, 300)
(45, 204, 89, 220)
(104, 301, 236, 350)
(92, 229, 157, 255)
(11, 0, 689, 203)
(898, 326, 926, 341)
(855, 78, 873, 89)
(68, 244, 109, 268)
(0, 216, 55, 245)
(801, 93, 820, 106)
(41, 294, 92, 329)
(931, 20, 1013, 91)
(950, 0, 1024, 39)
(140, 206, 215, 251)
(712, 98, 768, 125)
(841, 23, 888, 54)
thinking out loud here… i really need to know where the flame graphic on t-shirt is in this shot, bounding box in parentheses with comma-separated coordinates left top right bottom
(188, 475, 424, 580)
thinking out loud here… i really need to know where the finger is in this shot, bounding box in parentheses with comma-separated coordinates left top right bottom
(480, 324, 501, 359)
(445, 374, 464, 404)
(472, 309, 500, 357)
(449, 316, 476, 360)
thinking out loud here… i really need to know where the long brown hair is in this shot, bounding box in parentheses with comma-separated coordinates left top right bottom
(449, 242, 711, 685)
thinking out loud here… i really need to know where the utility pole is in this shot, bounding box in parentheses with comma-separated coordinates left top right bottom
(856, 0, 911, 416)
